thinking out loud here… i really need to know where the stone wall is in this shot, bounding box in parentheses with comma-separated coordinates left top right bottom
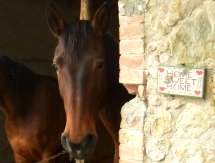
(119, 0, 215, 162)
(0, 0, 118, 162)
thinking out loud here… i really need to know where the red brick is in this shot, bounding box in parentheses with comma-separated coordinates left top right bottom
(119, 55, 145, 70)
(119, 15, 144, 26)
(120, 24, 144, 40)
(120, 39, 144, 54)
(122, 84, 139, 95)
(119, 69, 145, 84)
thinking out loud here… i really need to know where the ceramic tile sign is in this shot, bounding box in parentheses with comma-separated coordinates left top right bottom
(157, 66, 206, 98)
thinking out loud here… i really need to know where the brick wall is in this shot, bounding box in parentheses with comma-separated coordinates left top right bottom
(118, 1, 146, 162)
(119, 10, 146, 97)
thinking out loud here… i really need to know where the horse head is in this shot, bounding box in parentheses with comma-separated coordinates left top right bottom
(47, 3, 112, 159)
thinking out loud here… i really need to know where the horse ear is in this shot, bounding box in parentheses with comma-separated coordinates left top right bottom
(46, 4, 65, 37)
(92, 2, 110, 35)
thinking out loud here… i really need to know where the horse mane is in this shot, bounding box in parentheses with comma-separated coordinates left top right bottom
(0, 54, 36, 94)
(61, 20, 92, 67)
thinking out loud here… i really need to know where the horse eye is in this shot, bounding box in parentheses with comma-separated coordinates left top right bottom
(95, 60, 104, 70)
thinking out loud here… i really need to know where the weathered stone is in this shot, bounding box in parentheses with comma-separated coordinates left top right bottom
(119, 15, 144, 26)
(146, 77, 158, 94)
(151, 110, 172, 137)
(167, 98, 186, 110)
(120, 24, 144, 40)
(146, 0, 215, 66)
(119, 69, 145, 84)
(120, 159, 143, 163)
(147, 94, 162, 106)
(119, 0, 215, 162)
(145, 55, 159, 78)
(121, 97, 147, 131)
(119, 0, 146, 16)
(119, 144, 144, 161)
(120, 39, 144, 54)
(121, 116, 144, 131)
(145, 138, 170, 161)
(138, 85, 146, 100)
(174, 103, 215, 139)
(119, 55, 145, 70)
(125, 2, 134, 16)
(149, 66, 158, 79)
(159, 53, 170, 65)
(118, 2, 126, 16)
(147, 41, 158, 52)
(119, 129, 144, 146)
(165, 138, 215, 163)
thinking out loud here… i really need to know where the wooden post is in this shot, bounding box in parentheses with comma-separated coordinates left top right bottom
(75, 159, 85, 163)
(80, 0, 90, 20)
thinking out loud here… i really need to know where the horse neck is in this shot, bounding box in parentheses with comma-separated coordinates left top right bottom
(0, 71, 36, 118)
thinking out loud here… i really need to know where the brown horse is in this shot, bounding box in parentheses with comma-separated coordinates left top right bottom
(0, 54, 70, 162)
(46, 2, 133, 163)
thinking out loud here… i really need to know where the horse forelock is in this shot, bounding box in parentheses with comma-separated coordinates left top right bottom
(61, 20, 92, 68)
(59, 20, 120, 84)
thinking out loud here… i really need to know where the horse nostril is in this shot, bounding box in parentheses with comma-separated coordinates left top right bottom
(61, 133, 97, 159)
(81, 134, 97, 153)
(61, 133, 72, 152)
(81, 134, 93, 147)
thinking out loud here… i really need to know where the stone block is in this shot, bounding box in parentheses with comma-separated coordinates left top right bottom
(119, 144, 144, 161)
(145, 138, 170, 162)
(119, 69, 145, 84)
(119, 15, 144, 26)
(123, 84, 139, 95)
(151, 110, 172, 137)
(121, 97, 147, 131)
(119, 129, 144, 146)
(120, 39, 144, 55)
(119, 54, 146, 70)
(120, 159, 144, 163)
(147, 94, 162, 106)
(121, 116, 145, 131)
(174, 104, 215, 139)
(120, 24, 144, 40)
(147, 41, 158, 52)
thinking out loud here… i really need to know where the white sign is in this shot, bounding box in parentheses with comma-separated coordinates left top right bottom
(157, 66, 206, 98)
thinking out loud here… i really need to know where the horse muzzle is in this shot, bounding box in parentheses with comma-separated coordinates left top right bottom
(61, 133, 97, 159)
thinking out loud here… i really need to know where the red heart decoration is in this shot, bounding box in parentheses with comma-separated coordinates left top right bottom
(196, 70, 203, 75)
(159, 68, 164, 72)
(194, 91, 201, 95)
(159, 87, 165, 91)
